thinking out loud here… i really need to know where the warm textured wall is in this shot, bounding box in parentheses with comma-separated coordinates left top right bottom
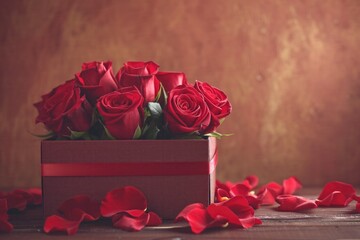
(1, 0, 360, 188)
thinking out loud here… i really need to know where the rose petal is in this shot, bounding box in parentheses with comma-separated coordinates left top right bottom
(207, 204, 241, 226)
(101, 186, 147, 217)
(229, 183, 251, 197)
(282, 177, 302, 195)
(43, 215, 81, 235)
(207, 200, 261, 228)
(112, 211, 149, 232)
(217, 196, 255, 219)
(185, 207, 226, 234)
(146, 212, 162, 226)
(257, 182, 282, 205)
(245, 195, 262, 209)
(58, 195, 100, 221)
(276, 195, 317, 212)
(216, 188, 231, 202)
(242, 175, 259, 190)
(175, 203, 206, 222)
(316, 181, 356, 207)
(4, 191, 27, 211)
(156, 71, 188, 93)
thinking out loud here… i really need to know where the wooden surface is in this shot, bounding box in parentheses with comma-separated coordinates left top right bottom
(3, 188, 360, 239)
(1, 0, 360, 189)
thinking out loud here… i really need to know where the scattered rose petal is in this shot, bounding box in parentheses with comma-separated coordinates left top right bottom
(176, 196, 261, 234)
(216, 188, 231, 202)
(282, 177, 302, 195)
(101, 186, 147, 217)
(229, 184, 251, 197)
(43, 215, 80, 235)
(176, 203, 226, 234)
(111, 210, 161, 231)
(147, 212, 162, 226)
(3, 192, 27, 211)
(242, 175, 259, 190)
(112, 211, 149, 231)
(257, 182, 282, 205)
(58, 195, 100, 221)
(100, 186, 161, 232)
(276, 195, 317, 212)
(257, 177, 302, 205)
(44, 195, 100, 235)
(315, 181, 355, 207)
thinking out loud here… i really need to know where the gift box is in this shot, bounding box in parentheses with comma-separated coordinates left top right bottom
(41, 137, 217, 219)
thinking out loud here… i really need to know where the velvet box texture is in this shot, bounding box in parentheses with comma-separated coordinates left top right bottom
(41, 137, 217, 219)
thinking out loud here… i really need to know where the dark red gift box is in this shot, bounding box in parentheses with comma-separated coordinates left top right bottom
(41, 137, 217, 219)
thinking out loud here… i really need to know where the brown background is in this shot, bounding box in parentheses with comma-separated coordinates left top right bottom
(1, 0, 360, 188)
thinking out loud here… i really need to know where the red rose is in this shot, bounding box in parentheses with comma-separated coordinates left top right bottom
(194, 80, 232, 120)
(34, 80, 92, 137)
(96, 86, 144, 139)
(116, 61, 160, 104)
(156, 71, 188, 93)
(75, 61, 118, 104)
(164, 85, 212, 135)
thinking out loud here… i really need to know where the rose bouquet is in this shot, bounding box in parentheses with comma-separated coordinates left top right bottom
(34, 61, 231, 140)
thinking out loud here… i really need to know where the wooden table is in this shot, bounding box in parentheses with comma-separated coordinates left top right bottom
(3, 188, 360, 239)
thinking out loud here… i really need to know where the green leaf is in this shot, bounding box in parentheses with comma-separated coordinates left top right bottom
(204, 131, 233, 139)
(69, 130, 91, 140)
(29, 130, 56, 139)
(160, 84, 168, 105)
(148, 102, 162, 119)
(133, 125, 142, 139)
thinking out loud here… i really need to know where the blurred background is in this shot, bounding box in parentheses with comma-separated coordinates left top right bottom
(1, 0, 360, 188)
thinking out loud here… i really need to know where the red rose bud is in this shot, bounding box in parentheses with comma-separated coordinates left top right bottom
(156, 71, 188, 93)
(96, 86, 144, 139)
(75, 61, 118, 104)
(116, 61, 161, 104)
(34, 79, 92, 137)
(164, 85, 211, 135)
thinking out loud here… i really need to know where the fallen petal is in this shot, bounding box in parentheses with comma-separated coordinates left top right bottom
(58, 195, 100, 221)
(276, 195, 317, 212)
(112, 211, 149, 231)
(101, 186, 147, 217)
(146, 212, 162, 226)
(43, 215, 81, 235)
(316, 181, 355, 207)
(282, 177, 302, 195)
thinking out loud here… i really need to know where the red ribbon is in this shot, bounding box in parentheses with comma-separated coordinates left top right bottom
(42, 153, 217, 177)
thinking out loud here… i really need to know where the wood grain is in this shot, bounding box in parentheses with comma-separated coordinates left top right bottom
(1, 0, 360, 188)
